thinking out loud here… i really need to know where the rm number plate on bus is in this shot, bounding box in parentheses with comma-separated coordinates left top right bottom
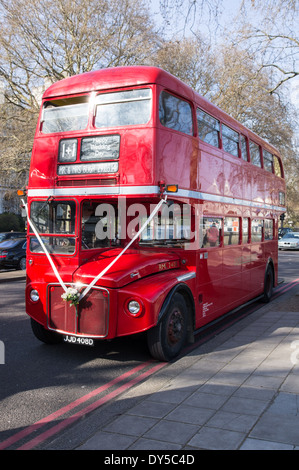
(63, 335, 94, 346)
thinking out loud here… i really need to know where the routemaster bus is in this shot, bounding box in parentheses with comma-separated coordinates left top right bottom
(23, 66, 286, 361)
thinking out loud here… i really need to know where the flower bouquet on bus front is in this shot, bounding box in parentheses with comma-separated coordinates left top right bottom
(61, 287, 80, 307)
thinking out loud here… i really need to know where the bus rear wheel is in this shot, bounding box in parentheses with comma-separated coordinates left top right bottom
(263, 265, 274, 303)
(147, 293, 188, 362)
(31, 318, 62, 345)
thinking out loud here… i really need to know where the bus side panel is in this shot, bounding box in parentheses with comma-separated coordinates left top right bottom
(242, 164, 253, 202)
(221, 244, 243, 307)
(199, 148, 224, 196)
(250, 242, 265, 295)
(241, 243, 252, 300)
(29, 137, 57, 189)
(196, 249, 223, 326)
(156, 128, 199, 192)
(223, 156, 243, 200)
(119, 128, 155, 186)
(26, 280, 48, 326)
(115, 271, 196, 337)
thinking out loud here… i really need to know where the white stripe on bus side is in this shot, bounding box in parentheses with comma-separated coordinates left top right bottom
(27, 185, 286, 213)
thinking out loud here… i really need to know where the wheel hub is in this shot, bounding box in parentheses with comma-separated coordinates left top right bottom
(167, 310, 184, 345)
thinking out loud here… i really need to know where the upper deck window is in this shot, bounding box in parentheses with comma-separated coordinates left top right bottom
(240, 136, 248, 161)
(95, 88, 151, 128)
(197, 109, 220, 147)
(249, 141, 262, 167)
(273, 155, 282, 177)
(263, 150, 274, 173)
(159, 91, 193, 135)
(42, 96, 89, 134)
(222, 124, 239, 157)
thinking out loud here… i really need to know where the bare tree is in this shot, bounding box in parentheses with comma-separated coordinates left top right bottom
(211, 40, 299, 224)
(230, 0, 299, 93)
(0, 0, 160, 109)
(157, 0, 223, 37)
(151, 35, 217, 96)
(0, 0, 161, 202)
(1, 0, 298, 220)
(158, 0, 299, 93)
(154, 36, 299, 223)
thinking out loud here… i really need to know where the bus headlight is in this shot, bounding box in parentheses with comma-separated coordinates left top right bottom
(127, 300, 141, 316)
(30, 289, 40, 302)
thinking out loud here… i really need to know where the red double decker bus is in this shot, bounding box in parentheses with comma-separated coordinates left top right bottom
(24, 66, 286, 361)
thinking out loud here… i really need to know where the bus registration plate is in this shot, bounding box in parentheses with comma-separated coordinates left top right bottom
(63, 335, 94, 347)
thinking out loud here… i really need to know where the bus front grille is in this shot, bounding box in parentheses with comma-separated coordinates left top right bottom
(47, 284, 109, 338)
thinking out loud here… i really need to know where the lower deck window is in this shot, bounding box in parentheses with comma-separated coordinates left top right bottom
(201, 217, 221, 248)
(264, 219, 274, 240)
(139, 201, 191, 245)
(251, 219, 263, 242)
(224, 217, 240, 245)
(242, 218, 249, 243)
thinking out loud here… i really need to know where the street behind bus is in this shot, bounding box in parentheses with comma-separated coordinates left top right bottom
(0, 250, 298, 450)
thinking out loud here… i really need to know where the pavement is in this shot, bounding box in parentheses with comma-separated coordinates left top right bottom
(0, 269, 26, 283)
(77, 284, 299, 451)
(2, 268, 299, 450)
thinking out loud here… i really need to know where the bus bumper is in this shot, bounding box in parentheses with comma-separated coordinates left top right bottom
(26, 270, 195, 341)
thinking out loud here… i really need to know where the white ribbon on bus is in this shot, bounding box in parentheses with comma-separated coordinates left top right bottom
(22, 197, 167, 302)
(22, 199, 68, 293)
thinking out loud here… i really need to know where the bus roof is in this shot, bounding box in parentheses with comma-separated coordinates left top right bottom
(43, 66, 195, 101)
(42, 66, 281, 157)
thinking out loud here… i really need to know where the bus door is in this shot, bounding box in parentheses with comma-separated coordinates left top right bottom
(241, 217, 252, 299)
(222, 216, 243, 306)
(198, 217, 223, 321)
(250, 218, 264, 295)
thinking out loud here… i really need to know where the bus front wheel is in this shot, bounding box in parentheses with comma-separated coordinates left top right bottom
(147, 293, 188, 362)
(31, 318, 62, 345)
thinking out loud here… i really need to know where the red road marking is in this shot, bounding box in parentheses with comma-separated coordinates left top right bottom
(273, 278, 299, 297)
(18, 362, 165, 450)
(0, 360, 163, 450)
(2, 280, 298, 450)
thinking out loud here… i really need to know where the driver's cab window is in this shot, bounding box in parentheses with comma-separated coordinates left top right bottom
(81, 201, 119, 249)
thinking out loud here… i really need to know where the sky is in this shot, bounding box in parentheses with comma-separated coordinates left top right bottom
(150, 0, 299, 113)
(150, 0, 250, 38)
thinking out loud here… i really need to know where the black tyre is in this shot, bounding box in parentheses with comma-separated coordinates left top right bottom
(263, 265, 274, 303)
(31, 318, 62, 344)
(18, 257, 26, 271)
(147, 293, 188, 362)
